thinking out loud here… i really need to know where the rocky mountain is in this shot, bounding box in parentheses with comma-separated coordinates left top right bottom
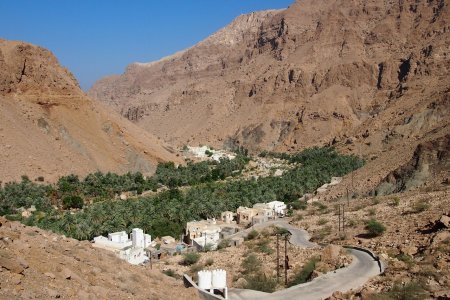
(89, 0, 449, 195)
(0, 217, 199, 299)
(0, 39, 181, 183)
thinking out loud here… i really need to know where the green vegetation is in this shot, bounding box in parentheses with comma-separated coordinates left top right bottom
(396, 254, 414, 268)
(205, 149, 213, 157)
(243, 273, 277, 293)
(205, 258, 214, 266)
(181, 252, 200, 266)
(288, 257, 319, 287)
(217, 239, 230, 250)
(62, 195, 84, 209)
(241, 254, 261, 274)
(162, 269, 179, 279)
(317, 218, 328, 225)
(291, 200, 307, 210)
(246, 230, 259, 240)
(1, 147, 363, 240)
(368, 208, 376, 216)
(412, 199, 430, 213)
(257, 239, 274, 255)
(365, 219, 386, 237)
(239, 252, 277, 292)
(274, 226, 290, 236)
(371, 197, 380, 205)
(155, 155, 249, 188)
(367, 281, 427, 300)
(389, 197, 400, 207)
(312, 225, 332, 241)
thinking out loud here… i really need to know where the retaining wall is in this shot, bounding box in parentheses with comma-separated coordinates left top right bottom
(344, 245, 385, 273)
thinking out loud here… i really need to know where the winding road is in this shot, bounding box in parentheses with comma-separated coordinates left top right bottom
(226, 220, 384, 300)
(228, 219, 317, 249)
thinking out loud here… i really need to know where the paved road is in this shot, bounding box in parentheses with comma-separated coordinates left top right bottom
(228, 219, 317, 249)
(224, 220, 383, 300)
(228, 248, 383, 300)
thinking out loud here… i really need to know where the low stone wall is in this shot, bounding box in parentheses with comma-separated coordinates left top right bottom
(183, 274, 224, 300)
(344, 245, 384, 273)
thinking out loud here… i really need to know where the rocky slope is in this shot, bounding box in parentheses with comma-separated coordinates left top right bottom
(0, 217, 199, 299)
(0, 39, 181, 183)
(90, 0, 450, 195)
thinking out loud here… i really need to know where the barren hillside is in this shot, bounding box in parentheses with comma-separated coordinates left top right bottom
(0, 39, 181, 183)
(0, 217, 199, 299)
(90, 0, 450, 195)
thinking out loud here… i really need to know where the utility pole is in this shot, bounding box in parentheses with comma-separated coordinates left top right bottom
(338, 204, 345, 232)
(351, 172, 354, 192)
(343, 205, 345, 233)
(338, 204, 345, 233)
(346, 187, 350, 207)
(276, 234, 280, 282)
(149, 250, 152, 269)
(338, 205, 341, 232)
(284, 234, 290, 287)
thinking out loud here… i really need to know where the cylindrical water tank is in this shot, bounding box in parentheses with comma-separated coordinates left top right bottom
(198, 270, 212, 290)
(212, 269, 227, 289)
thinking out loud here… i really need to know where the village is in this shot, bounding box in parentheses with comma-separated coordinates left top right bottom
(92, 200, 288, 265)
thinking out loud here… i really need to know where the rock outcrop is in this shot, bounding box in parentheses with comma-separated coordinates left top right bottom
(0, 39, 181, 182)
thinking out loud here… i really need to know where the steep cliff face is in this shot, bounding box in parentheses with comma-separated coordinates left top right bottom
(0, 39, 180, 183)
(89, 0, 449, 193)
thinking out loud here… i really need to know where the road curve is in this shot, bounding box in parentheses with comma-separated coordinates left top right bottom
(228, 248, 383, 300)
(225, 220, 383, 300)
(228, 219, 317, 248)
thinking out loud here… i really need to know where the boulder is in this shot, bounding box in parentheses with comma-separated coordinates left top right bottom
(61, 268, 73, 280)
(16, 257, 29, 269)
(321, 244, 342, 265)
(439, 215, 450, 228)
(310, 270, 323, 280)
(0, 257, 25, 274)
(331, 291, 344, 299)
(360, 287, 375, 299)
(399, 245, 418, 256)
(45, 288, 60, 298)
(45, 272, 56, 279)
(234, 277, 248, 289)
(431, 231, 450, 248)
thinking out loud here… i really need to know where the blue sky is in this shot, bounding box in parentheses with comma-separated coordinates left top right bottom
(0, 1, 293, 90)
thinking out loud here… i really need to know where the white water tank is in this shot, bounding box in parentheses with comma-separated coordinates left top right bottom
(212, 269, 227, 289)
(144, 234, 152, 248)
(132, 228, 144, 248)
(198, 270, 212, 290)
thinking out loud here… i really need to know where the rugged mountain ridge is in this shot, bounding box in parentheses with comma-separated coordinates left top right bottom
(0, 39, 180, 183)
(90, 0, 450, 195)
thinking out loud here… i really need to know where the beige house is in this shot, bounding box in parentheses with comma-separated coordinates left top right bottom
(185, 219, 222, 245)
(237, 204, 275, 226)
(220, 211, 235, 224)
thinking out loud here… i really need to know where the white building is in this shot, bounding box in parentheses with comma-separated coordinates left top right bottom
(187, 146, 236, 162)
(93, 228, 151, 265)
(185, 219, 222, 250)
(192, 231, 221, 251)
(267, 201, 287, 217)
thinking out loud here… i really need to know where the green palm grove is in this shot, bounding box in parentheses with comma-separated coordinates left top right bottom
(0, 147, 363, 240)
